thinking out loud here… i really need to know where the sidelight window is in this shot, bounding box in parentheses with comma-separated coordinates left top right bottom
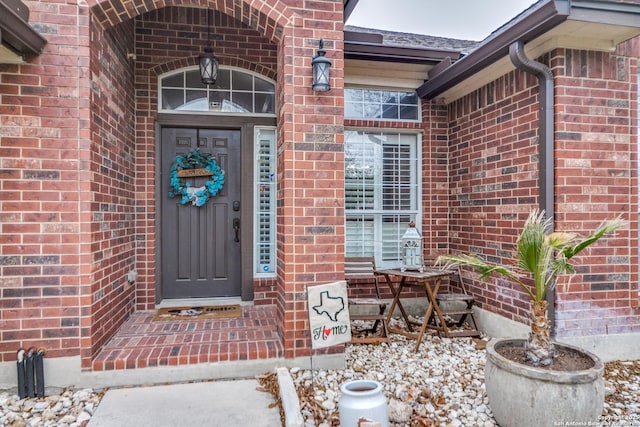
(254, 127, 277, 275)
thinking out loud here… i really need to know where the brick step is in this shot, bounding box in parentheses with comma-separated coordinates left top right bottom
(92, 306, 284, 371)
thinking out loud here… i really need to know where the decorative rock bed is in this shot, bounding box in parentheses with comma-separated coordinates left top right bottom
(0, 387, 104, 427)
(289, 320, 640, 427)
(1, 323, 638, 427)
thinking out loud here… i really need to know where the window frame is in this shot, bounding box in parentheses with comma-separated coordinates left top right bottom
(253, 126, 277, 277)
(344, 129, 423, 269)
(345, 87, 421, 122)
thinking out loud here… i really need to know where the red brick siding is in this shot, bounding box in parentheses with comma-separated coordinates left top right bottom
(85, 19, 137, 367)
(274, 7, 345, 358)
(553, 44, 639, 337)
(0, 1, 91, 362)
(447, 62, 543, 324)
(447, 45, 640, 335)
(10, 0, 635, 370)
(2, 0, 344, 366)
(422, 102, 451, 256)
(253, 277, 278, 305)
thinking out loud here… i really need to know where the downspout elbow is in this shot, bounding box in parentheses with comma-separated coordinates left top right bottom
(509, 41, 554, 82)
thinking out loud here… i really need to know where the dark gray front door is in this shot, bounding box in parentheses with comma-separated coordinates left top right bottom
(161, 127, 241, 298)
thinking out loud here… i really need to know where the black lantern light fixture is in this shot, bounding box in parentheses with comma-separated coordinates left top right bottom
(199, 8, 219, 85)
(311, 39, 331, 92)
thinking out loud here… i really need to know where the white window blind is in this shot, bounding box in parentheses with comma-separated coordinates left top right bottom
(254, 127, 276, 275)
(345, 131, 421, 268)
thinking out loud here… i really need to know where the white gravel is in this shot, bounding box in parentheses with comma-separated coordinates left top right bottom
(0, 387, 104, 427)
(290, 319, 640, 427)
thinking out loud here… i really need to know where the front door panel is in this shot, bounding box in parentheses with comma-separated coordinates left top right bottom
(161, 127, 241, 298)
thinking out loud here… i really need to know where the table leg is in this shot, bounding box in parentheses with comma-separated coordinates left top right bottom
(414, 278, 444, 351)
(396, 278, 414, 331)
(384, 276, 413, 331)
(426, 278, 451, 337)
(383, 273, 399, 327)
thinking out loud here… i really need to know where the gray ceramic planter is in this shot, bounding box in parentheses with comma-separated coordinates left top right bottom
(485, 338, 604, 427)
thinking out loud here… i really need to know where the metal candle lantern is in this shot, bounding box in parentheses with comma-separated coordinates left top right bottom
(401, 221, 424, 272)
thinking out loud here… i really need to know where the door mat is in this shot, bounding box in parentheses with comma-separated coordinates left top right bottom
(153, 304, 241, 321)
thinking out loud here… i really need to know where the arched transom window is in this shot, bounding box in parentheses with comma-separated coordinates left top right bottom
(159, 67, 276, 115)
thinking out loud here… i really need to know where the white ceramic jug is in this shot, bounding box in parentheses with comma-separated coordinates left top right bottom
(338, 380, 389, 427)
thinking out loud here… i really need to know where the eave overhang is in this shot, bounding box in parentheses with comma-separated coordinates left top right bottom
(0, 0, 47, 63)
(344, 0, 360, 22)
(417, 0, 640, 102)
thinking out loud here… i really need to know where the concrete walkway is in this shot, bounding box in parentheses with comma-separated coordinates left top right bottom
(87, 379, 282, 427)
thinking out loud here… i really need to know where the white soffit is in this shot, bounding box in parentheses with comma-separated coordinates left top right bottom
(0, 43, 23, 64)
(345, 59, 430, 90)
(436, 20, 640, 103)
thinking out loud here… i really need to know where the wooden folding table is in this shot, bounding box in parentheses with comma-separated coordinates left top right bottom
(376, 268, 471, 351)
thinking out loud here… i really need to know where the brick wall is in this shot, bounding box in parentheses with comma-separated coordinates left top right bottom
(1, 0, 344, 366)
(553, 42, 639, 337)
(447, 64, 543, 324)
(446, 44, 640, 336)
(0, 1, 91, 363)
(422, 102, 451, 256)
(84, 18, 137, 367)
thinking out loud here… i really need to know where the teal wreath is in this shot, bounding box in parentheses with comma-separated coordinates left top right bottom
(168, 150, 225, 207)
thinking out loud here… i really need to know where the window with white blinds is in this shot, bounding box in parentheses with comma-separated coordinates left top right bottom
(254, 127, 276, 275)
(345, 131, 421, 268)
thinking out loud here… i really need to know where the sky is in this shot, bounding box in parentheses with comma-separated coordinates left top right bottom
(346, 0, 539, 41)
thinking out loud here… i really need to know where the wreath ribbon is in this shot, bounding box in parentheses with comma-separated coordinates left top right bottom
(168, 150, 225, 207)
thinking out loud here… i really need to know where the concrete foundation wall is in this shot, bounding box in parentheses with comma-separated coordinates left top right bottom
(0, 353, 345, 391)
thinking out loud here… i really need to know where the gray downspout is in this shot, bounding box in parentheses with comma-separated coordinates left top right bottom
(509, 40, 556, 336)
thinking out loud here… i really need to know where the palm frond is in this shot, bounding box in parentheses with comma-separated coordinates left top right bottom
(516, 210, 548, 275)
(436, 254, 535, 300)
(562, 215, 626, 260)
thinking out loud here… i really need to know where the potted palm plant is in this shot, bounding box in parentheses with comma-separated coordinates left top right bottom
(437, 209, 624, 427)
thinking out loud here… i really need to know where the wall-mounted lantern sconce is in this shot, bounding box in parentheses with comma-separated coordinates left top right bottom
(311, 39, 331, 92)
(199, 9, 219, 85)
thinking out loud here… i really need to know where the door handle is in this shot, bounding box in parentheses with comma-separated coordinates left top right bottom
(233, 218, 240, 242)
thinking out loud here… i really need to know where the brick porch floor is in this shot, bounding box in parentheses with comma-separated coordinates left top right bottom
(92, 305, 284, 371)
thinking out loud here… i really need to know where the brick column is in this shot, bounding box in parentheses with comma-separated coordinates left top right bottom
(275, 8, 344, 358)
